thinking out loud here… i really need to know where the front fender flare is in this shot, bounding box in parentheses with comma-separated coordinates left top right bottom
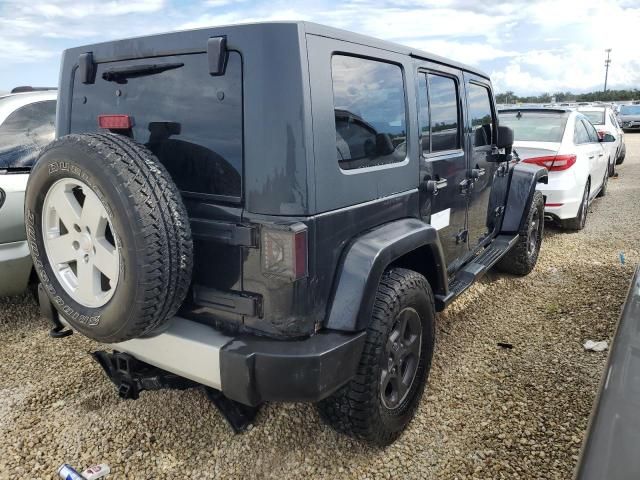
(501, 163, 548, 233)
(325, 218, 445, 332)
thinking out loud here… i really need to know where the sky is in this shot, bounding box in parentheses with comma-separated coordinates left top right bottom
(1, 0, 639, 95)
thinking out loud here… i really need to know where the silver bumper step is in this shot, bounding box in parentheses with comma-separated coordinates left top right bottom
(108, 318, 232, 390)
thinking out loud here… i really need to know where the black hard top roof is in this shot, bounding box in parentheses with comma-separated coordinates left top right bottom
(300, 22, 489, 79)
(65, 21, 490, 80)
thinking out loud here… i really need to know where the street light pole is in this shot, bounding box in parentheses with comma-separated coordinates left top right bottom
(604, 49, 612, 93)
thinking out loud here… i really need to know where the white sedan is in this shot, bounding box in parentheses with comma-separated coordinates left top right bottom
(499, 108, 612, 230)
(578, 105, 625, 176)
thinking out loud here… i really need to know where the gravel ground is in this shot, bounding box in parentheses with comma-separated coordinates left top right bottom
(1, 135, 639, 480)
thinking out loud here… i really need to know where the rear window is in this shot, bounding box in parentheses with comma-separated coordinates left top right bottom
(0, 100, 56, 170)
(499, 111, 568, 142)
(620, 105, 640, 115)
(70, 52, 242, 200)
(331, 55, 407, 170)
(580, 110, 605, 125)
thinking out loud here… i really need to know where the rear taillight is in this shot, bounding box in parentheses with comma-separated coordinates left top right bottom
(522, 154, 576, 171)
(98, 114, 132, 130)
(261, 224, 308, 280)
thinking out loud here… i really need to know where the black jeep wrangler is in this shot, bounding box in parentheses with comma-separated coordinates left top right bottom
(26, 22, 547, 446)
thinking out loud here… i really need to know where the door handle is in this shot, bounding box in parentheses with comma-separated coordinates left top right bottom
(598, 153, 604, 157)
(471, 168, 486, 179)
(424, 178, 448, 195)
(588, 155, 595, 159)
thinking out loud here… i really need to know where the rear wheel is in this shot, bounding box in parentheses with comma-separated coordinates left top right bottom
(607, 156, 616, 178)
(496, 191, 544, 276)
(316, 268, 435, 446)
(562, 180, 589, 231)
(616, 144, 625, 165)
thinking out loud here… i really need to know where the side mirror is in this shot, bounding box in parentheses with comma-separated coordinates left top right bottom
(599, 133, 616, 143)
(496, 125, 514, 154)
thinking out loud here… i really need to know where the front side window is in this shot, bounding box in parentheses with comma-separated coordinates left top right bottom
(468, 83, 494, 148)
(332, 55, 406, 170)
(0, 100, 56, 170)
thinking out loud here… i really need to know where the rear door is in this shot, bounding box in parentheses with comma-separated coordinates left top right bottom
(70, 51, 245, 311)
(416, 65, 468, 271)
(463, 74, 500, 252)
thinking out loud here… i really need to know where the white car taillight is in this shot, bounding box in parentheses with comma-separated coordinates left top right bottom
(261, 223, 308, 280)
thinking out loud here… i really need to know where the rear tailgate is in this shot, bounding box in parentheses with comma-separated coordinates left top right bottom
(66, 45, 246, 319)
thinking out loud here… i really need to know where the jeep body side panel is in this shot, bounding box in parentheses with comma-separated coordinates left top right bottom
(326, 218, 445, 332)
(501, 162, 548, 233)
(241, 190, 422, 337)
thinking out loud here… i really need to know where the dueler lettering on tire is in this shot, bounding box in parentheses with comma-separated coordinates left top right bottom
(25, 133, 193, 343)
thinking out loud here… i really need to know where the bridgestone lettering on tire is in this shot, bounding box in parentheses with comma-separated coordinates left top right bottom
(316, 268, 435, 446)
(25, 133, 193, 343)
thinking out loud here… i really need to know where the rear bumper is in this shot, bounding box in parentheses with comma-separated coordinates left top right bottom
(536, 173, 583, 220)
(107, 317, 366, 406)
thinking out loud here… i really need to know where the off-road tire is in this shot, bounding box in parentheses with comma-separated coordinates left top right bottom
(561, 180, 590, 231)
(25, 133, 193, 343)
(316, 268, 435, 447)
(495, 190, 544, 276)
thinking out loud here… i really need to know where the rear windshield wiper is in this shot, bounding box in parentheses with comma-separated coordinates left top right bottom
(102, 62, 184, 83)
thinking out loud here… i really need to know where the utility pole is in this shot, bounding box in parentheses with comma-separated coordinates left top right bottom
(604, 49, 612, 93)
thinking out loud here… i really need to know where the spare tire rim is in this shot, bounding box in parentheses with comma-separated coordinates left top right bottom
(42, 178, 120, 308)
(380, 307, 422, 410)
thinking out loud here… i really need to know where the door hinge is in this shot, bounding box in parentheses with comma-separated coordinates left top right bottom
(494, 206, 505, 217)
(456, 229, 468, 244)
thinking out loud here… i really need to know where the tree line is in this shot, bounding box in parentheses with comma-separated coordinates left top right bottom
(496, 89, 640, 104)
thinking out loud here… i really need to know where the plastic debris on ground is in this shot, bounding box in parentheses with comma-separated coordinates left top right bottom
(583, 340, 608, 352)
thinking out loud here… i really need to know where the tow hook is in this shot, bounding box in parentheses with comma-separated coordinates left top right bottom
(37, 283, 73, 338)
(92, 351, 260, 432)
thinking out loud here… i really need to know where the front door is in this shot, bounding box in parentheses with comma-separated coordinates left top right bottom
(464, 74, 500, 252)
(417, 67, 468, 272)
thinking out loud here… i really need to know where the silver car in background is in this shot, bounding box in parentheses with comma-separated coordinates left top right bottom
(0, 88, 56, 296)
(618, 104, 640, 132)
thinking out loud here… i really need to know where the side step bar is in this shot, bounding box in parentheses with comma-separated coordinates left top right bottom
(435, 234, 518, 310)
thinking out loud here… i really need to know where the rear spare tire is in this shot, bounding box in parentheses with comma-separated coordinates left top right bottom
(25, 133, 193, 343)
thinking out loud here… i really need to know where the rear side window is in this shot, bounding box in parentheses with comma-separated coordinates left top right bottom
(468, 83, 494, 148)
(0, 100, 56, 170)
(427, 74, 460, 153)
(331, 55, 406, 170)
(582, 119, 599, 143)
(574, 118, 591, 144)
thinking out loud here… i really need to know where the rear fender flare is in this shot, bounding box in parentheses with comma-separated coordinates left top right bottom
(325, 218, 446, 332)
(501, 163, 548, 233)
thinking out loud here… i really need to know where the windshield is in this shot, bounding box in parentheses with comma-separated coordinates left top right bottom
(580, 111, 604, 125)
(620, 105, 640, 115)
(499, 111, 568, 142)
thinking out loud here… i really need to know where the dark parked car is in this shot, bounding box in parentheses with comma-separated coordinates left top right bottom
(28, 22, 546, 445)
